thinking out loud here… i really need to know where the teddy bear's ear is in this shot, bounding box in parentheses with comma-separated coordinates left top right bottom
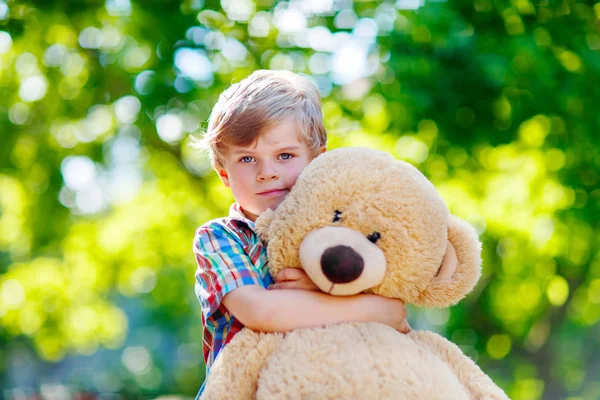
(254, 208, 276, 243)
(415, 215, 482, 307)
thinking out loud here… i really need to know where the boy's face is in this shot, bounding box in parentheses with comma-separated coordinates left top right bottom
(217, 116, 325, 222)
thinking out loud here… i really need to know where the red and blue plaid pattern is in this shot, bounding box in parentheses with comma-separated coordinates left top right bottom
(193, 203, 273, 372)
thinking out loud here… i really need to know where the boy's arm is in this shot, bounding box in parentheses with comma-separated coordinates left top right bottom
(222, 285, 410, 333)
(194, 224, 407, 333)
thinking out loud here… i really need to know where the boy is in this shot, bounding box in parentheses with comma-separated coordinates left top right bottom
(192, 70, 409, 394)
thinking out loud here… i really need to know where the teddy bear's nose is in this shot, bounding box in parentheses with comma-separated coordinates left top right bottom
(320, 245, 364, 284)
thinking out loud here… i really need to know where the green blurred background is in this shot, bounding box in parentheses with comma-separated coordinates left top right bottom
(1, 0, 598, 398)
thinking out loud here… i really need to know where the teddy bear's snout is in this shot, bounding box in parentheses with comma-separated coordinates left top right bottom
(320, 245, 364, 284)
(299, 226, 387, 295)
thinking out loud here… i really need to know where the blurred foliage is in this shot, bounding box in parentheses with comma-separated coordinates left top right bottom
(0, 0, 599, 398)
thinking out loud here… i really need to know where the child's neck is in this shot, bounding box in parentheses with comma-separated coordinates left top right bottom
(240, 206, 258, 222)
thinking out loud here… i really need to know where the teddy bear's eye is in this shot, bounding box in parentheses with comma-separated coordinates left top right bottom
(333, 210, 342, 222)
(367, 232, 381, 244)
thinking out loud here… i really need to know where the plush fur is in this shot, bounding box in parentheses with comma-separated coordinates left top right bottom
(201, 148, 509, 400)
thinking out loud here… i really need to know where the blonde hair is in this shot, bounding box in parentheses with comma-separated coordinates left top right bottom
(192, 70, 327, 168)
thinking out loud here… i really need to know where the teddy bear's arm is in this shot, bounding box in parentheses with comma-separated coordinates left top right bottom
(200, 329, 284, 400)
(411, 331, 510, 400)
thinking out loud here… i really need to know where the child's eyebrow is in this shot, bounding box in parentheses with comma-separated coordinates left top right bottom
(231, 145, 301, 155)
(276, 145, 301, 152)
(231, 149, 252, 156)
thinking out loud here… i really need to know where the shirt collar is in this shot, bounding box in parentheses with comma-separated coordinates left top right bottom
(229, 203, 255, 227)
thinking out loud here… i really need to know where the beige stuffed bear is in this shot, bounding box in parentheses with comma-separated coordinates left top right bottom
(201, 147, 509, 400)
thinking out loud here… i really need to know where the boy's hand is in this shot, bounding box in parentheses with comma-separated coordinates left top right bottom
(369, 295, 411, 334)
(270, 270, 410, 333)
(271, 268, 320, 291)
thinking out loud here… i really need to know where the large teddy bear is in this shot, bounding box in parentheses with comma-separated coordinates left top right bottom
(201, 147, 509, 400)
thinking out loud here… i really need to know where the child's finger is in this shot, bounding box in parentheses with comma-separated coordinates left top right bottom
(272, 281, 301, 290)
(272, 280, 317, 290)
(397, 320, 411, 334)
(275, 268, 302, 282)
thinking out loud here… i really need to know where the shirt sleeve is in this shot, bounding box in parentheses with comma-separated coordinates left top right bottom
(193, 222, 264, 321)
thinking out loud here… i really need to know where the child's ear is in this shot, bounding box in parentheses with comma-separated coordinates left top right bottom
(216, 168, 230, 188)
(415, 215, 482, 307)
(255, 208, 276, 243)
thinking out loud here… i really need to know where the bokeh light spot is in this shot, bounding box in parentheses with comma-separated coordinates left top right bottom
(269, 52, 294, 71)
(249, 12, 271, 37)
(487, 334, 512, 359)
(519, 116, 550, 147)
(106, 0, 132, 17)
(79, 27, 103, 49)
(425, 308, 450, 325)
(93, 371, 123, 393)
(545, 148, 565, 171)
(334, 9, 357, 30)
(308, 26, 333, 52)
(61, 156, 96, 191)
(100, 26, 123, 51)
(75, 185, 106, 214)
(222, 38, 248, 63)
(175, 48, 213, 81)
(85, 105, 115, 138)
(353, 18, 378, 43)
(557, 50, 582, 73)
(156, 114, 184, 143)
(20, 306, 43, 335)
(19, 76, 48, 102)
(1, 279, 25, 309)
(60, 52, 85, 77)
(35, 331, 66, 362)
(396, 0, 423, 10)
(122, 346, 151, 375)
(0, 1, 8, 20)
(396, 136, 429, 163)
(275, 8, 307, 34)
(331, 42, 368, 84)
(122, 45, 151, 71)
(130, 267, 157, 294)
(308, 53, 330, 75)
(0, 31, 12, 53)
(186, 26, 207, 45)
(16, 53, 40, 76)
(43, 44, 68, 67)
(134, 70, 156, 95)
(9, 103, 30, 125)
(547, 275, 569, 306)
(114, 95, 141, 124)
(221, 0, 254, 21)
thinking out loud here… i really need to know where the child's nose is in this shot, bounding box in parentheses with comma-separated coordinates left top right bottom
(257, 163, 279, 181)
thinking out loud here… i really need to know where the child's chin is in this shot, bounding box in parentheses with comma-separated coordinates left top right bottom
(267, 196, 288, 209)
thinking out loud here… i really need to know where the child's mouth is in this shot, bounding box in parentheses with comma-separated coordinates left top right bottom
(258, 189, 288, 196)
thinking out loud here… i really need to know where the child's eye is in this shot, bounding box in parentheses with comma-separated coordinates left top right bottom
(239, 156, 254, 163)
(279, 153, 294, 160)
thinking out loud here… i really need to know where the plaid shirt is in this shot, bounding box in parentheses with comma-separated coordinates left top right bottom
(193, 203, 273, 374)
